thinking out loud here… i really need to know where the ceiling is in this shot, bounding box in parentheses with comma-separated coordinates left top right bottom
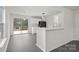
(6, 6, 79, 17)
(6, 6, 65, 16)
(64, 6, 79, 10)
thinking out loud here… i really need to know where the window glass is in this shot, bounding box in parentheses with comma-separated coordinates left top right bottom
(13, 18, 28, 34)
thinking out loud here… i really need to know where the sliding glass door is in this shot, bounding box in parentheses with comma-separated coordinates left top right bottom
(13, 17, 28, 34)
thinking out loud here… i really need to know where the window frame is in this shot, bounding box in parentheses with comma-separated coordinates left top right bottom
(53, 12, 64, 29)
(13, 17, 28, 34)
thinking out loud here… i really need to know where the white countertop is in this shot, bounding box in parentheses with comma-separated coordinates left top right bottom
(37, 27, 64, 31)
(32, 27, 64, 34)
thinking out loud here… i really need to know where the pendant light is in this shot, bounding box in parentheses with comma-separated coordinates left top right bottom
(41, 12, 46, 21)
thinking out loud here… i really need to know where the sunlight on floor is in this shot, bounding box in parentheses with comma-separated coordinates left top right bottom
(14, 30, 28, 34)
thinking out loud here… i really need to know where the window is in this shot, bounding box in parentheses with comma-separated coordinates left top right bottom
(13, 18, 28, 34)
(53, 16, 59, 27)
(53, 12, 64, 29)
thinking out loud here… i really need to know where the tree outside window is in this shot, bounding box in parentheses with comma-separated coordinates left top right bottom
(13, 18, 28, 34)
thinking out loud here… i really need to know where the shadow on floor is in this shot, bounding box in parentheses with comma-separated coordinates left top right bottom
(50, 40, 79, 52)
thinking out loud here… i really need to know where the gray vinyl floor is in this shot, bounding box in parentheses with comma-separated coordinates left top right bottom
(7, 34, 42, 52)
(51, 40, 79, 52)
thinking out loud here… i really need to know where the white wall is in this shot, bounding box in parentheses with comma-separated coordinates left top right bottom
(75, 11, 79, 40)
(46, 9, 74, 51)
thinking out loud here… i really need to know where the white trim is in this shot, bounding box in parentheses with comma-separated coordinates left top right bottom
(36, 43, 46, 52)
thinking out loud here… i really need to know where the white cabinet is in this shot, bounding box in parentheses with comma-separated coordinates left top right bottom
(36, 28, 64, 52)
(36, 28, 46, 51)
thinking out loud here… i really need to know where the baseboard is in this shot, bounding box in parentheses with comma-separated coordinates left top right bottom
(72, 38, 79, 41)
(36, 43, 46, 52)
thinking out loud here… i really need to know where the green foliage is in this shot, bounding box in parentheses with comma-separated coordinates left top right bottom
(14, 18, 28, 31)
